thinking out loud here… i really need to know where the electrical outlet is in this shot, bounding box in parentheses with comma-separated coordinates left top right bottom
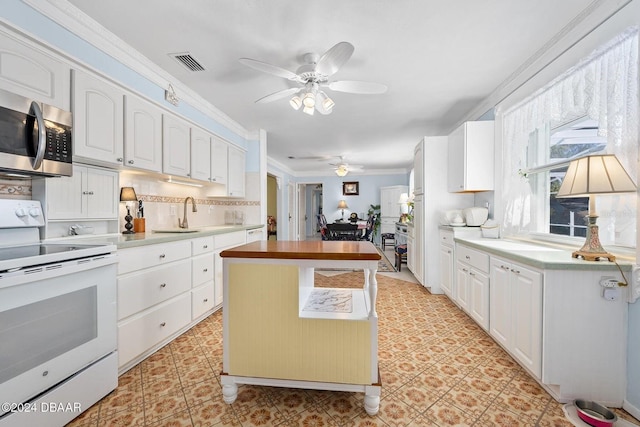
(170, 205, 177, 216)
(600, 276, 619, 288)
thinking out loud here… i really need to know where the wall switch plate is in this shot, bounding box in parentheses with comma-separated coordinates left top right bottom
(600, 276, 619, 288)
(170, 205, 177, 216)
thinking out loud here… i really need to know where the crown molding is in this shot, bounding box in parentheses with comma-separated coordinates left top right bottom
(22, 0, 250, 140)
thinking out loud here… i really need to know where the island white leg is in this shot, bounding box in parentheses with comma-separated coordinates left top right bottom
(364, 385, 381, 415)
(221, 377, 238, 404)
(363, 268, 370, 292)
(368, 268, 378, 318)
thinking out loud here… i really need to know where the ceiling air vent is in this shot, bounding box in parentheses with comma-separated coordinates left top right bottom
(169, 52, 205, 72)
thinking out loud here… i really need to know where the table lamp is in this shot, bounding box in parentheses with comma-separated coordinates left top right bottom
(119, 186, 138, 234)
(556, 154, 636, 261)
(337, 200, 348, 221)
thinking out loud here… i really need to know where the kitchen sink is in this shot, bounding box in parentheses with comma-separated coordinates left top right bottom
(152, 228, 201, 233)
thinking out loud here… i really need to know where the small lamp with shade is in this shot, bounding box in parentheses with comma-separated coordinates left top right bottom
(119, 186, 138, 234)
(556, 154, 636, 261)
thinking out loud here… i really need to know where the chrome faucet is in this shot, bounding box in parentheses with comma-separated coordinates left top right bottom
(179, 197, 198, 229)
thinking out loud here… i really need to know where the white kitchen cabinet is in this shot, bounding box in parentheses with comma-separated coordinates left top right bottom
(162, 114, 191, 178)
(39, 164, 118, 220)
(0, 29, 71, 110)
(72, 70, 124, 167)
(214, 231, 246, 306)
(380, 185, 408, 235)
(117, 240, 192, 369)
(412, 137, 474, 291)
(489, 257, 542, 379)
(406, 224, 415, 273)
(413, 142, 424, 195)
(438, 230, 455, 298)
(227, 145, 246, 198)
(447, 121, 494, 192)
(191, 236, 215, 320)
(210, 135, 229, 185)
(191, 127, 212, 182)
(246, 228, 264, 242)
(455, 244, 489, 330)
(123, 93, 162, 172)
(412, 193, 424, 284)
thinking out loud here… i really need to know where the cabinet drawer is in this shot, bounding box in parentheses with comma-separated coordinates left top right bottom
(192, 236, 214, 256)
(192, 282, 215, 320)
(192, 253, 214, 287)
(439, 230, 454, 246)
(117, 293, 191, 367)
(457, 245, 489, 273)
(215, 231, 245, 249)
(118, 240, 191, 274)
(117, 259, 191, 319)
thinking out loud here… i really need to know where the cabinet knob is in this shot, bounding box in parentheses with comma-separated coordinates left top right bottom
(160, 322, 166, 327)
(511, 269, 520, 274)
(203, 245, 208, 249)
(203, 298, 208, 303)
(203, 268, 208, 272)
(116, 157, 123, 162)
(128, 160, 134, 164)
(465, 255, 470, 260)
(470, 272, 475, 276)
(159, 254, 166, 259)
(211, 178, 216, 182)
(447, 250, 451, 254)
(160, 283, 167, 288)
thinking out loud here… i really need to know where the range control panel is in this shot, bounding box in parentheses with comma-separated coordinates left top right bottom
(0, 199, 45, 228)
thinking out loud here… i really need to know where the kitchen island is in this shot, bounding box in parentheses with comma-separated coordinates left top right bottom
(220, 240, 382, 415)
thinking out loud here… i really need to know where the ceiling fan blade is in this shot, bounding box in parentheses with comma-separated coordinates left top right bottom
(255, 87, 300, 104)
(239, 58, 300, 81)
(315, 42, 354, 76)
(327, 80, 388, 94)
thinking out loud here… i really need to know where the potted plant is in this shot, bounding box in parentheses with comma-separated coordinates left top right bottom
(367, 204, 381, 241)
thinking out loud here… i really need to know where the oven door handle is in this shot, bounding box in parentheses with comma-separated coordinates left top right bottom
(28, 101, 47, 170)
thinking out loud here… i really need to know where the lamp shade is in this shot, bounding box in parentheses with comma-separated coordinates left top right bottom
(557, 154, 636, 197)
(119, 187, 138, 202)
(337, 200, 348, 209)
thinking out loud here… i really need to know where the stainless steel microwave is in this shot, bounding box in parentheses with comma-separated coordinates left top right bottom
(0, 88, 72, 178)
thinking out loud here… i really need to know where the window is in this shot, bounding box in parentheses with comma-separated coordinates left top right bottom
(526, 117, 635, 247)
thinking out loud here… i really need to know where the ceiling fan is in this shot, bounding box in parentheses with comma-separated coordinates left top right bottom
(239, 41, 387, 115)
(331, 158, 364, 177)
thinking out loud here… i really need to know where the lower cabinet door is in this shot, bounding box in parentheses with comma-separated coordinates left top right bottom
(192, 282, 215, 320)
(117, 293, 191, 368)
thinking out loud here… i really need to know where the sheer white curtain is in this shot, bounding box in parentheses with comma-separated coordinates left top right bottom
(500, 27, 639, 237)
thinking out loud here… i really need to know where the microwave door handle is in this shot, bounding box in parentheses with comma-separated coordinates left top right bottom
(28, 101, 46, 170)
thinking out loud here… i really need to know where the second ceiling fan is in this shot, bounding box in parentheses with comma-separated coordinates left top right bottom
(239, 42, 387, 115)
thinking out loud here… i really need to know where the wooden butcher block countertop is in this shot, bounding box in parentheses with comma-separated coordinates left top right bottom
(220, 240, 381, 261)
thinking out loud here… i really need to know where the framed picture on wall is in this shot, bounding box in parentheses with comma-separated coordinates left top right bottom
(343, 181, 359, 196)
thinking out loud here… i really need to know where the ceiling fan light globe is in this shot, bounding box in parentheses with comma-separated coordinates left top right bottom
(322, 96, 335, 110)
(303, 105, 315, 115)
(302, 92, 315, 108)
(289, 95, 302, 110)
(335, 167, 348, 177)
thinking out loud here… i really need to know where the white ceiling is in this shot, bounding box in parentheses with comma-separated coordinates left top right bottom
(66, 0, 596, 176)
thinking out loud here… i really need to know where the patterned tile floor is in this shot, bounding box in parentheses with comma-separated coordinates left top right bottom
(67, 271, 639, 427)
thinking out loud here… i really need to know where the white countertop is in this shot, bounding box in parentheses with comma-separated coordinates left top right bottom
(45, 224, 264, 249)
(454, 236, 634, 271)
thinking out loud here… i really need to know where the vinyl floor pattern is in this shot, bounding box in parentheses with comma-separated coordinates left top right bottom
(67, 271, 639, 427)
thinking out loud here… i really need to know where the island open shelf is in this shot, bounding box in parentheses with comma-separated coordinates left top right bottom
(219, 241, 382, 415)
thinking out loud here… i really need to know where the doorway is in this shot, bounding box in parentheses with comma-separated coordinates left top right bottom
(266, 174, 278, 239)
(296, 182, 323, 240)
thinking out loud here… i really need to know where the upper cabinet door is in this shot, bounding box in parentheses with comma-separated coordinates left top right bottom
(72, 70, 124, 167)
(447, 121, 494, 192)
(0, 29, 70, 110)
(124, 94, 162, 172)
(162, 114, 191, 178)
(190, 127, 212, 181)
(210, 135, 228, 185)
(227, 145, 246, 198)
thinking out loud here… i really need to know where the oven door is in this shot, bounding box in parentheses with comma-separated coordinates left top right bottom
(0, 255, 117, 412)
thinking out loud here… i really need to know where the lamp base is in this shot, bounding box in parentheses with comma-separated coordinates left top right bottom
(571, 215, 615, 262)
(571, 249, 615, 262)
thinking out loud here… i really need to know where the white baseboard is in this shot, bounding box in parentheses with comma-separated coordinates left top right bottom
(623, 399, 640, 423)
